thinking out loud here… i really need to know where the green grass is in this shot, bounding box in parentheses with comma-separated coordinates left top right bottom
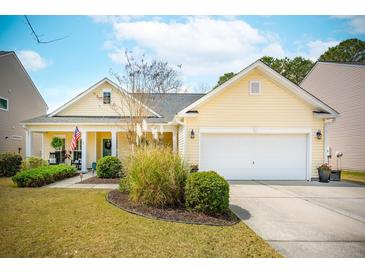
(0, 177, 280, 258)
(342, 170, 365, 185)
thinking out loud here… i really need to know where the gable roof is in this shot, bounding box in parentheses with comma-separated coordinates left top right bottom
(177, 60, 339, 117)
(49, 77, 162, 118)
(0, 51, 48, 110)
(22, 93, 205, 124)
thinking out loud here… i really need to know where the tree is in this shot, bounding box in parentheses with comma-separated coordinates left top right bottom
(261, 56, 314, 84)
(98, 50, 182, 146)
(194, 82, 211, 93)
(319, 38, 365, 63)
(214, 72, 235, 88)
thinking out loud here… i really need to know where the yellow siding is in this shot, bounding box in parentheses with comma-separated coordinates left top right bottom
(117, 132, 132, 162)
(178, 125, 185, 156)
(57, 82, 132, 117)
(184, 68, 324, 177)
(117, 132, 173, 163)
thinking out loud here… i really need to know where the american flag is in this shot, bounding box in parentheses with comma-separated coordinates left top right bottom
(70, 126, 81, 151)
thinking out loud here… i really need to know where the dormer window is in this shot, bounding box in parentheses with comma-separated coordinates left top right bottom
(249, 80, 261, 95)
(103, 91, 111, 104)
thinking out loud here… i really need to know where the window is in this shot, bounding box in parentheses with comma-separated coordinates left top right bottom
(73, 139, 82, 161)
(249, 80, 261, 95)
(0, 97, 8, 111)
(103, 91, 111, 104)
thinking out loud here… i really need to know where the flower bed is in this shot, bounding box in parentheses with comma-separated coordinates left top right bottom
(12, 164, 78, 187)
(107, 190, 239, 226)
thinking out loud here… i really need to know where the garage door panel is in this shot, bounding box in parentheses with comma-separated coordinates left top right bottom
(200, 133, 307, 180)
(200, 134, 255, 180)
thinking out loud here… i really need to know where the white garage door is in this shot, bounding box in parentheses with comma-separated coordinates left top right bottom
(200, 133, 308, 180)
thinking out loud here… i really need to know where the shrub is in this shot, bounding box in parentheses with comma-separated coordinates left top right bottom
(0, 153, 22, 177)
(96, 156, 122, 178)
(12, 164, 77, 187)
(21, 156, 48, 170)
(125, 147, 189, 208)
(185, 171, 229, 215)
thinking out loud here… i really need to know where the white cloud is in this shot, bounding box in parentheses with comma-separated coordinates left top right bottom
(333, 16, 365, 34)
(98, 16, 286, 77)
(17, 50, 49, 71)
(305, 40, 340, 61)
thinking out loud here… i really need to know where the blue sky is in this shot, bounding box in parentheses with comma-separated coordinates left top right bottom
(0, 15, 364, 112)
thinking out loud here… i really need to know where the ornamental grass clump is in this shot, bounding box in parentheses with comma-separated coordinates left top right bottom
(125, 147, 189, 208)
(21, 156, 48, 171)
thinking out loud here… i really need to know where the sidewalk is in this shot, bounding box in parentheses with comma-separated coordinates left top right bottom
(45, 172, 118, 189)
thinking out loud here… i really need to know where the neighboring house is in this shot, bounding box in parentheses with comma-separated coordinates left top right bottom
(301, 61, 365, 172)
(22, 60, 338, 180)
(0, 51, 48, 158)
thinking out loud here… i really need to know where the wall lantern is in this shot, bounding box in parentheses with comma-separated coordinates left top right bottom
(316, 130, 322, 140)
(190, 129, 195, 139)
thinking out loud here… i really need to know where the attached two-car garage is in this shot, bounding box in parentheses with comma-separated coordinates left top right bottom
(200, 132, 309, 180)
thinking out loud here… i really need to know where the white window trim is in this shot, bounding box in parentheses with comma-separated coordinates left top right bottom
(103, 89, 111, 104)
(72, 139, 82, 161)
(0, 96, 9, 111)
(249, 80, 261, 95)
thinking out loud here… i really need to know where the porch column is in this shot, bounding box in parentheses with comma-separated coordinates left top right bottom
(111, 130, 117, 157)
(81, 130, 88, 173)
(172, 127, 177, 153)
(25, 129, 32, 158)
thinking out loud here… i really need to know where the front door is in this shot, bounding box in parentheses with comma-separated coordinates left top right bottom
(102, 139, 112, 157)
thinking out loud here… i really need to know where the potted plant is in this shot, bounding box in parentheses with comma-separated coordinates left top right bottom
(330, 152, 343, 181)
(51, 137, 65, 164)
(318, 163, 331, 183)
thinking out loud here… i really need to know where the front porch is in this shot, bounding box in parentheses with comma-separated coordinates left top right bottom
(24, 124, 177, 172)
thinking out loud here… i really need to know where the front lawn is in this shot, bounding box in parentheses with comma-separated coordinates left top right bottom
(0, 177, 280, 258)
(342, 170, 365, 185)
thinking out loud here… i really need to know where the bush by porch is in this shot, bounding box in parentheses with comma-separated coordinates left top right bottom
(12, 164, 78, 187)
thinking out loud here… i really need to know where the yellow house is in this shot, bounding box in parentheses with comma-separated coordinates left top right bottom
(22, 60, 339, 180)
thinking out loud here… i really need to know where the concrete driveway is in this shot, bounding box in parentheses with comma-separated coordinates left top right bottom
(229, 180, 365, 258)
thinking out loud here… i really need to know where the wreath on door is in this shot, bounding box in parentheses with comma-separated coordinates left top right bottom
(104, 140, 111, 149)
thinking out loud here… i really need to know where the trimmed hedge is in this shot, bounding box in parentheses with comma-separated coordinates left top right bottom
(0, 153, 22, 177)
(12, 164, 77, 187)
(185, 171, 229, 215)
(125, 147, 189, 208)
(97, 156, 122, 178)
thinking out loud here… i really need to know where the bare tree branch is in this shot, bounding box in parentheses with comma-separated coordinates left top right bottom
(24, 16, 68, 44)
(95, 49, 182, 148)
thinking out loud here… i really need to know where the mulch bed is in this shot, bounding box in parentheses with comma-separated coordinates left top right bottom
(77, 176, 120, 184)
(107, 190, 240, 226)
